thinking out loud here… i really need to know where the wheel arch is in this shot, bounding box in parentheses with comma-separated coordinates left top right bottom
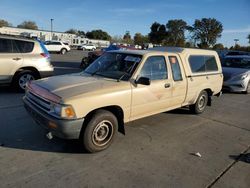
(194, 88, 213, 106)
(81, 105, 125, 137)
(12, 66, 40, 83)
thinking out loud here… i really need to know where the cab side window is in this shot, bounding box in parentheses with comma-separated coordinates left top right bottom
(139, 56, 168, 80)
(169, 56, 182, 81)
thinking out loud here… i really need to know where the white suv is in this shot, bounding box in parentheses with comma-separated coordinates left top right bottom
(77, 44, 96, 51)
(44, 41, 71, 54)
(0, 35, 54, 92)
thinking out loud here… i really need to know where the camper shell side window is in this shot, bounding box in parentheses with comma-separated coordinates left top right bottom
(188, 55, 218, 73)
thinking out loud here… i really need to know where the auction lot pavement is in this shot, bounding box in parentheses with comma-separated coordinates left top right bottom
(0, 50, 249, 188)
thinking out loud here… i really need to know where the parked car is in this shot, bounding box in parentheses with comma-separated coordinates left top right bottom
(23, 47, 222, 153)
(0, 35, 54, 92)
(77, 44, 96, 51)
(222, 55, 250, 93)
(44, 41, 70, 54)
(80, 44, 137, 69)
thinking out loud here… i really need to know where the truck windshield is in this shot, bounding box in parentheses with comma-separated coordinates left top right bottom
(84, 52, 142, 81)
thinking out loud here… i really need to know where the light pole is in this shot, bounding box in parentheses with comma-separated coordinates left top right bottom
(50, 19, 54, 40)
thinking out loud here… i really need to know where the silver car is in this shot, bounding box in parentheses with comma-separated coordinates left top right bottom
(0, 35, 54, 92)
(222, 55, 250, 94)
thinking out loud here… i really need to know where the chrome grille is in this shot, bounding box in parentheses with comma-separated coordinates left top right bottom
(26, 90, 51, 113)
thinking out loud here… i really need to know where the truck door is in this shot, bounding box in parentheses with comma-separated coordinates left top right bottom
(130, 56, 172, 120)
(167, 55, 187, 108)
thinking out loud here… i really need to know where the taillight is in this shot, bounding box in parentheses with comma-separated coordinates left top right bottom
(40, 53, 50, 58)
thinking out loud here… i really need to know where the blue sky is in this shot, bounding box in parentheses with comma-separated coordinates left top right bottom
(0, 0, 249, 47)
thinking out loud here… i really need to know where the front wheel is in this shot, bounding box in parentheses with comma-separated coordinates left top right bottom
(82, 110, 118, 153)
(61, 48, 67, 54)
(190, 90, 208, 114)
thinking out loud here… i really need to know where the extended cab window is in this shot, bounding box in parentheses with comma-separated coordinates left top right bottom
(139, 56, 168, 80)
(169, 56, 182, 81)
(189, 55, 218, 73)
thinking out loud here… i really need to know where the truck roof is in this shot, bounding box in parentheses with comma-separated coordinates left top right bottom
(150, 47, 217, 54)
(109, 47, 218, 56)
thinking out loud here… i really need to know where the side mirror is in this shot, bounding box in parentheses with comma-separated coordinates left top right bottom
(136, 77, 151, 85)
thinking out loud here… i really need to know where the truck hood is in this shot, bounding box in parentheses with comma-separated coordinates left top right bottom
(33, 73, 121, 99)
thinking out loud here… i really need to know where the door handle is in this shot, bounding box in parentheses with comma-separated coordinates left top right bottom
(164, 83, 171, 88)
(12, 57, 22, 61)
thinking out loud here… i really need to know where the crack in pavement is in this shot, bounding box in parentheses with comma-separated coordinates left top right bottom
(206, 145, 250, 188)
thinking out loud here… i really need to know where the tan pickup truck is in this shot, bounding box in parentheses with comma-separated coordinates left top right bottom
(23, 47, 223, 152)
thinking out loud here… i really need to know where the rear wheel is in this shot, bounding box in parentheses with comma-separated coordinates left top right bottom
(190, 90, 208, 114)
(82, 110, 118, 153)
(13, 70, 36, 92)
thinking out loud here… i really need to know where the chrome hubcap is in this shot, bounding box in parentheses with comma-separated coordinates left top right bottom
(198, 95, 206, 110)
(19, 74, 34, 89)
(92, 120, 113, 147)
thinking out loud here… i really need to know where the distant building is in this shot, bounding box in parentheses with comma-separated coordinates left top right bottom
(0, 26, 110, 47)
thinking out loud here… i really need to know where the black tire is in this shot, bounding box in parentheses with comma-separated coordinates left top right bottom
(61, 48, 67, 54)
(13, 70, 36, 92)
(82, 110, 118, 153)
(190, 90, 208, 114)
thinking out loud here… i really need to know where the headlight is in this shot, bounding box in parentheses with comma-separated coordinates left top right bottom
(241, 74, 248, 80)
(231, 73, 248, 81)
(50, 103, 76, 119)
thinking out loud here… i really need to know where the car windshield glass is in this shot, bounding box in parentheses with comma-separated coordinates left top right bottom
(222, 58, 250, 69)
(84, 52, 142, 81)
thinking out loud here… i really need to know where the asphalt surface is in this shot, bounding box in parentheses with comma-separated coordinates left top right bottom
(0, 50, 249, 188)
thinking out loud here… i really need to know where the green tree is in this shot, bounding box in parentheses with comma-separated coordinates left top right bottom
(123, 31, 133, 44)
(78, 30, 85, 36)
(213, 43, 224, 50)
(111, 35, 123, 43)
(149, 22, 166, 44)
(86, 29, 111, 40)
(65, 29, 78, 34)
(0, 19, 11, 27)
(17, 21, 38, 30)
(165, 19, 187, 47)
(247, 34, 250, 44)
(134, 33, 149, 46)
(189, 18, 223, 48)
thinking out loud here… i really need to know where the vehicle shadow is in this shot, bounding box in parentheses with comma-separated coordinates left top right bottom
(0, 85, 15, 93)
(166, 107, 192, 115)
(0, 127, 88, 154)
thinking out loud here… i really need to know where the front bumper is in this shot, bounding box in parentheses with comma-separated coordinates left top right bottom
(223, 79, 248, 92)
(23, 97, 84, 139)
